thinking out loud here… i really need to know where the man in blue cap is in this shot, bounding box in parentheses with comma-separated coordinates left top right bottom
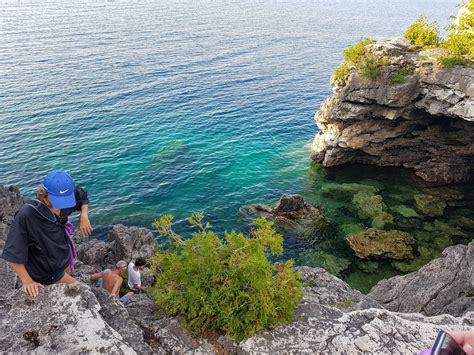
(1, 170, 92, 298)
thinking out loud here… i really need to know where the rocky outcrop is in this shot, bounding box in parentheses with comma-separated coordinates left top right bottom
(233, 266, 473, 354)
(311, 38, 474, 184)
(347, 228, 416, 260)
(0, 186, 24, 249)
(369, 241, 474, 317)
(240, 194, 335, 244)
(1, 186, 472, 353)
(0, 283, 137, 353)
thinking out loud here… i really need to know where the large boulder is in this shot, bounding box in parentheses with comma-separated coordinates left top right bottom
(347, 228, 416, 260)
(107, 224, 157, 262)
(231, 267, 473, 354)
(311, 38, 474, 184)
(0, 284, 136, 353)
(240, 194, 335, 244)
(369, 241, 474, 317)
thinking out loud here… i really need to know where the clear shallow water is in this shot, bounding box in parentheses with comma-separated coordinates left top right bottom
(1, 1, 469, 290)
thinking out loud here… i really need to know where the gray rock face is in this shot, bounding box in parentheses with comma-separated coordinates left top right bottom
(311, 38, 474, 184)
(369, 241, 474, 317)
(0, 284, 136, 354)
(0, 186, 24, 249)
(90, 287, 153, 353)
(234, 266, 473, 354)
(107, 224, 157, 262)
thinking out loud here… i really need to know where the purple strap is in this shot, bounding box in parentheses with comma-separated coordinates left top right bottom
(64, 221, 77, 273)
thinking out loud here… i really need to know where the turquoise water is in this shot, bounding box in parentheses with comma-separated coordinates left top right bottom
(1, 1, 469, 289)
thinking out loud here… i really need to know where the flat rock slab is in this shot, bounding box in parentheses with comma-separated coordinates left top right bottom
(0, 283, 135, 354)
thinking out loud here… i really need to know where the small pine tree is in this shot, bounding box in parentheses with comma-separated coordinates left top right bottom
(148, 213, 303, 341)
(403, 16, 440, 48)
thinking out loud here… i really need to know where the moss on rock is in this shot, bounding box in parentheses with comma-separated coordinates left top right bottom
(347, 228, 415, 260)
(414, 194, 447, 217)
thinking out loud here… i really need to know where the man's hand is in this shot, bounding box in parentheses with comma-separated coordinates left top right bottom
(22, 281, 44, 298)
(450, 331, 474, 355)
(79, 214, 93, 238)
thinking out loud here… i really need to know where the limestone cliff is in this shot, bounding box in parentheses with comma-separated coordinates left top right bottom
(311, 38, 474, 184)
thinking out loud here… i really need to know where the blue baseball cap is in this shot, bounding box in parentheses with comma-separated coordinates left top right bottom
(43, 170, 76, 209)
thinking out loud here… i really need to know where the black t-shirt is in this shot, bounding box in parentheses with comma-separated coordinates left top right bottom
(1, 187, 89, 284)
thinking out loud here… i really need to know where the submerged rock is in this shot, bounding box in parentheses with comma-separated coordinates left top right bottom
(370, 241, 474, 317)
(240, 194, 335, 243)
(347, 228, 415, 260)
(311, 38, 474, 184)
(414, 194, 447, 217)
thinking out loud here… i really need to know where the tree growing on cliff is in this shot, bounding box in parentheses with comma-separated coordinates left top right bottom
(148, 213, 303, 341)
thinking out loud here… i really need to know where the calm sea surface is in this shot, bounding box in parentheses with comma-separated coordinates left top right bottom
(1, 0, 468, 290)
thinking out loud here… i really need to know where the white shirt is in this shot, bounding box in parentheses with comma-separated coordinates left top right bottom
(127, 262, 141, 290)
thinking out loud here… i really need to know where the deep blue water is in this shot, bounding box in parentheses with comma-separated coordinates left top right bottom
(0, 0, 457, 232)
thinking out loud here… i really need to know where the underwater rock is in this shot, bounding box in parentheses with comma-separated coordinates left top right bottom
(347, 228, 415, 260)
(414, 194, 447, 217)
(390, 205, 420, 218)
(298, 250, 351, 275)
(240, 194, 335, 243)
(320, 183, 379, 201)
(352, 191, 393, 229)
(311, 38, 474, 184)
(339, 223, 365, 237)
(150, 140, 190, 167)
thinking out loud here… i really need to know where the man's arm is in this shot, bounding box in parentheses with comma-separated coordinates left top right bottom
(79, 203, 92, 238)
(75, 187, 92, 238)
(132, 283, 146, 292)
(9, 263, 44, 298)
(89, 271, 103, 282)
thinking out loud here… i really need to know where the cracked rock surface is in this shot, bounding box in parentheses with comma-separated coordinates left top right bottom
(369, 241, 474, 317)
(311, 38, 474, 184)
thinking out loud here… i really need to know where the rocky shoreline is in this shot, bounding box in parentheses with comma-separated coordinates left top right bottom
(311, 38, 474, 184)
(0, 186, 472, 353)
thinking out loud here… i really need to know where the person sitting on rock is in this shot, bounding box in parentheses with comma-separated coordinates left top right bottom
(119, 257, 147, 305)
(90, 260, 128, 296)
(1, 170, 92, 298)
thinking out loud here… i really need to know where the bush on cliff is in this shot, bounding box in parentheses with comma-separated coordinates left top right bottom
(403, 16, 440, 48)
(148, 213, 303, 341)
(404, 3, 474, 67)
(332, 38, 388, 82)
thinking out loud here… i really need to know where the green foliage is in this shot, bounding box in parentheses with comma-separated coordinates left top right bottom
(391, 65, 416, 84)
(149, 213, 303, 341)
(332, 38, 388, 82)
(438, 55, 474, 67)
(403, 16, 440, 48)
(332, 63, 351, 81)
(343, 38, 376, 65)
(358, 54, 390, 80)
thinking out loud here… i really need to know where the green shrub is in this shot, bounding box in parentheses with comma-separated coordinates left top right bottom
(359, 53, 390, 80)
(438, 55, 474, 67)
(343, 37, 376, 65)
(404, 16, 440, 48)
(391, 65, 416, 84)
(332, 63, 351, 82)
(149, 213, 303, 341)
